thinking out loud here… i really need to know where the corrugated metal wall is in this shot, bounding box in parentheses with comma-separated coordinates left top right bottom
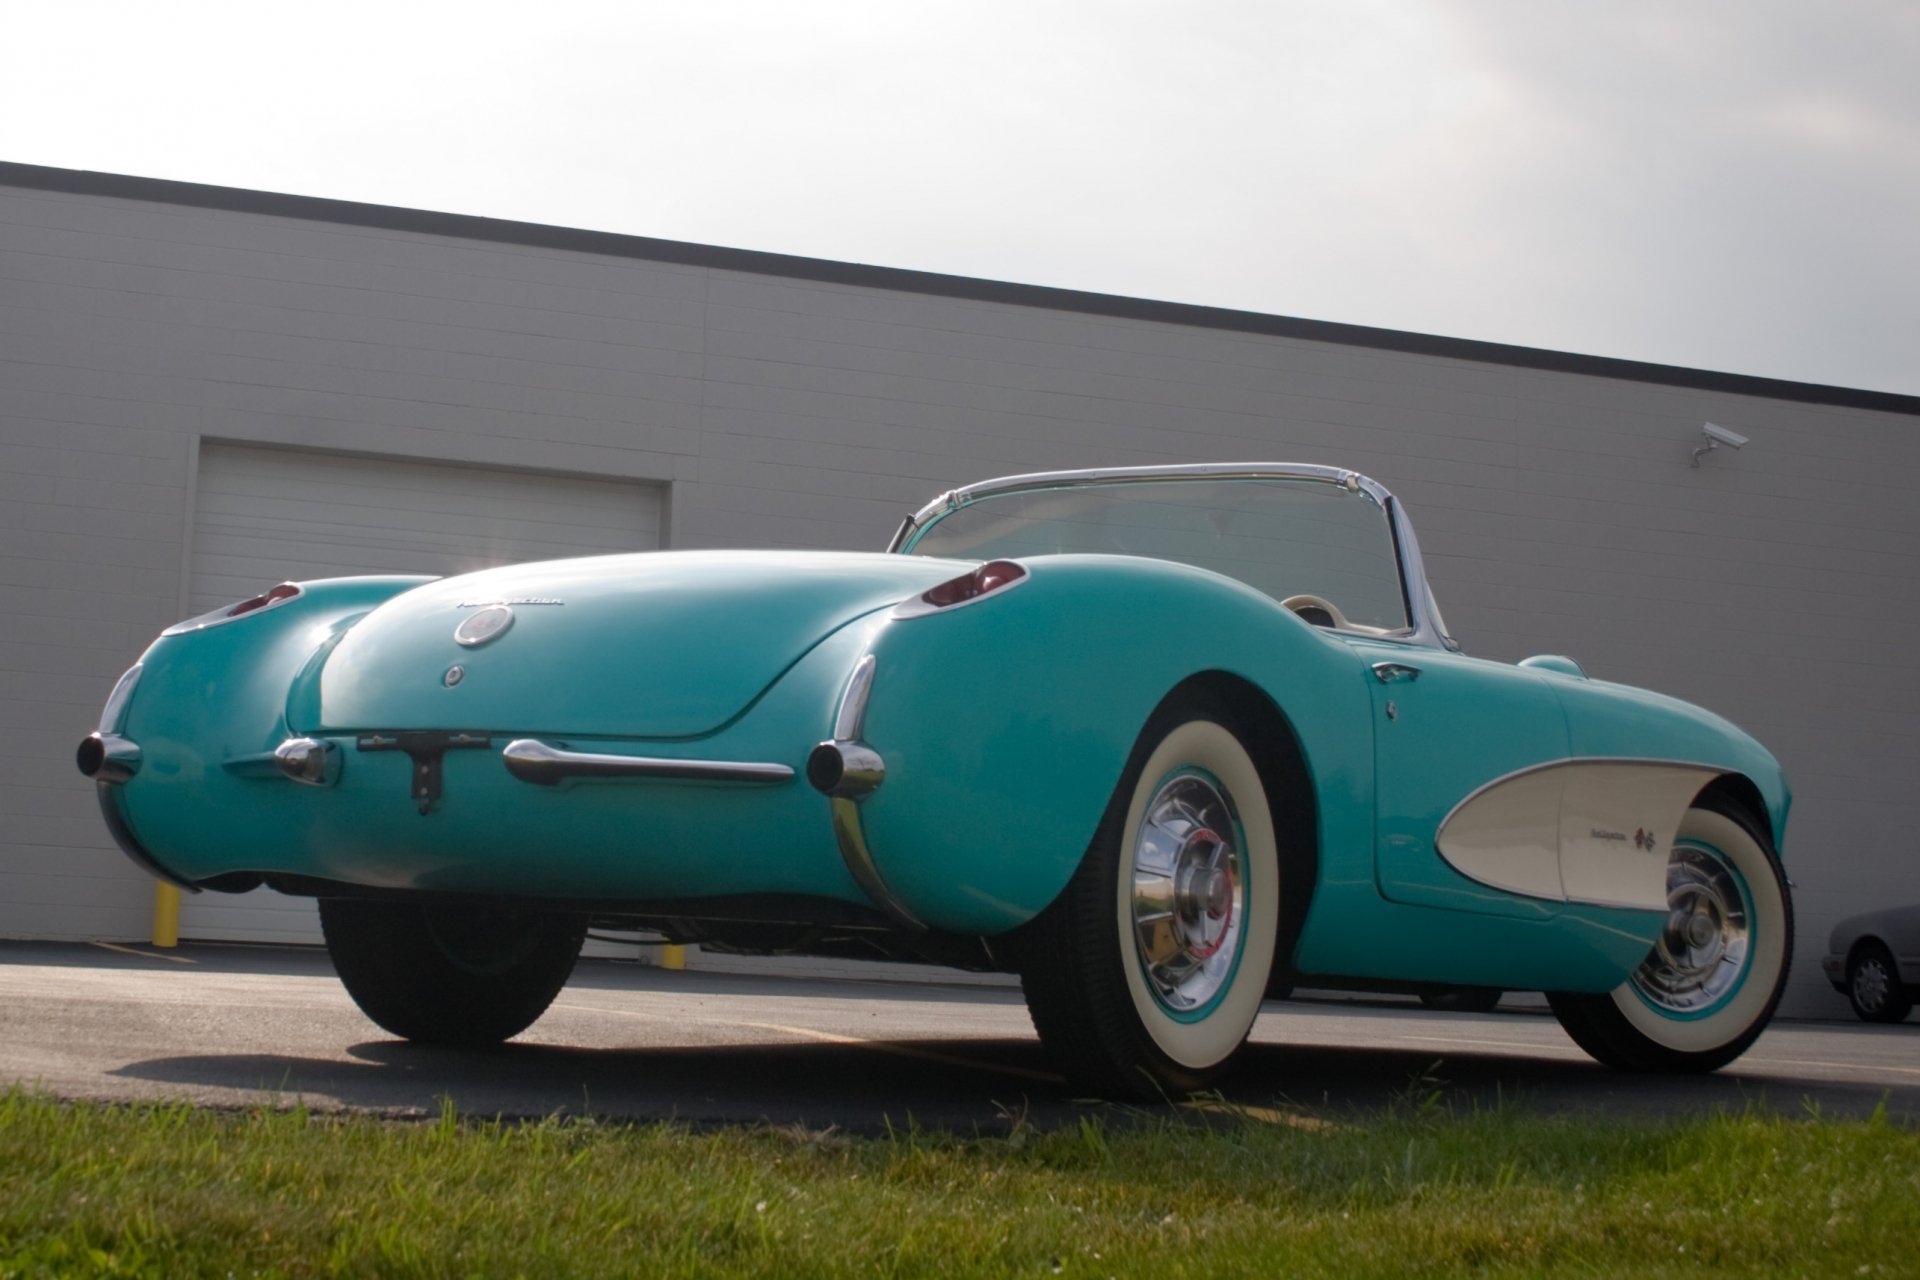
(3, 172, 1915, 1016)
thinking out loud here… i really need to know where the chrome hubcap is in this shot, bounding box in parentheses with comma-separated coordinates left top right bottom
(1631, 845, 1750, 1014)
(1854, 960, 1890, 1011)
(1131, 773, 1244, 1013)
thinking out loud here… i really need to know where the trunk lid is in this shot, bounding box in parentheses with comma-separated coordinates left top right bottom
(310, 550, 966, 738)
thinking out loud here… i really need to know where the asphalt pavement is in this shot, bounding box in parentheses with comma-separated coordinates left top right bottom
(2, 940, 1914, 1132)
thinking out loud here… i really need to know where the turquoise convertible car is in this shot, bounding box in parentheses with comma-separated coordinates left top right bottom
(78, 464, 1793, 1096)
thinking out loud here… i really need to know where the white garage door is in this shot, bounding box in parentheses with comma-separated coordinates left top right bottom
(178, 443, 663, 945)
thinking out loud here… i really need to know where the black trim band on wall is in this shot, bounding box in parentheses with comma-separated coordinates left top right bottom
(3, 160, 1915, 418)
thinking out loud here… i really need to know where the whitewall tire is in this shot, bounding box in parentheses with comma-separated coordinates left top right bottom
(1020, 699, 1282, 1097)
(1115, 720, 1280, 1071)
(1549, 796, 1791, 1072)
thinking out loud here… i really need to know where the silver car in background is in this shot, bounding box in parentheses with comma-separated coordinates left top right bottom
(1824, 905, 1920, 1023)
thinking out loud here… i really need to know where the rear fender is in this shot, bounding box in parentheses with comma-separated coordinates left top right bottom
(110, 576, 435, 879)
(853, 555, 1372, 935)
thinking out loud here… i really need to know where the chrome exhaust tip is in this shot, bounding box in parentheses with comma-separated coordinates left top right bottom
(76, 732, 141, 783)
(806, 740, 885, 799)
(274, 737, 341, 786)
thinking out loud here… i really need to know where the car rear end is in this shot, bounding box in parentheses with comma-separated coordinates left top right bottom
(78, 551, 964, 911)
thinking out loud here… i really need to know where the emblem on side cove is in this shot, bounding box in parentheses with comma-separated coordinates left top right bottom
(454, 605, 514, 647)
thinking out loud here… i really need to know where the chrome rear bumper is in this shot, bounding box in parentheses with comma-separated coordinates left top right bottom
(807, 655, 921, 930)
(502, 739, 795, 786)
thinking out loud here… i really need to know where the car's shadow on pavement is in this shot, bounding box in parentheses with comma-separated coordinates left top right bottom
(108, 1032, 1912, 1133)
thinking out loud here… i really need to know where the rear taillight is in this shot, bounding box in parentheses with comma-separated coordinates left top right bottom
(226, 582, 301, 618)
(161, 582, 305, 636)
(920, 560, 1026, 607)
(894, 560, 1028, 618)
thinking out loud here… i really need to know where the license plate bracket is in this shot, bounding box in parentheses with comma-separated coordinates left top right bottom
(356, 731, 494, 814)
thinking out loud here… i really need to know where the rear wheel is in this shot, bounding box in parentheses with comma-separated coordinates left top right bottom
(320, 899, 586, 1045)
(1847, 942, 1912, 1023)
(1020, 700, 1283, 1098)
(1549, 795, 1791, 1072)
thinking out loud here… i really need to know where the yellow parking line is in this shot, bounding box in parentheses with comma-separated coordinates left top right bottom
(91, 940, 196, 965)
(556, 997, 1067, 1082)
(551, 1000, 1064, 1084)
(1394, 1034, 1580, 1054)
(1388, 1033, 1920, 1080)
(1748, 1055, 1920, 1079)
(1391, 1032, 1920, 1080)
(741, 1021, 1066, 1085)
(550, 999, 677, 1024)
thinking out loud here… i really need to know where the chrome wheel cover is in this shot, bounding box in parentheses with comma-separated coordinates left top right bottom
(1852, 957, 1892, 1013)
(1130, 772, 1245, 1015)
(1631, 844, 1751, 1015)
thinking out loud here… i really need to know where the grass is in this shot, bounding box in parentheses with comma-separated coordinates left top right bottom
(1, 1088, 1915, 1278)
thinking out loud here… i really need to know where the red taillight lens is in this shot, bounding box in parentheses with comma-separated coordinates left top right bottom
(226, 582, 301, 618)
(919, 560, 1027, 608)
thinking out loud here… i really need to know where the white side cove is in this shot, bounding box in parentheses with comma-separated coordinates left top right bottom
(1435, 760, 1727, 911)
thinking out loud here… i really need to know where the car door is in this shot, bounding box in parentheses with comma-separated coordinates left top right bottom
(1344, 638, 1570, 918)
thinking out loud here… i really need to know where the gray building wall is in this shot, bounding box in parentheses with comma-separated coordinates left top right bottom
(3, 166, 1916, 1017)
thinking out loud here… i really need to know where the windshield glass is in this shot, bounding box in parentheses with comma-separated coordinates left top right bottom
(903, 478, 1410, 631)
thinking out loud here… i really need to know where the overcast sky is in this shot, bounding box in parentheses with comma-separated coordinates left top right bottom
(5, 1, 1915, 396)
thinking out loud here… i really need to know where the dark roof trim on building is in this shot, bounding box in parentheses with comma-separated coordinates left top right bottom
(5, 160, 1916, 417)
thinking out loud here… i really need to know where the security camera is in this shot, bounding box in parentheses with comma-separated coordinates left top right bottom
(1691, 422, 1751, 467)
(1702, 422, 1749, 449)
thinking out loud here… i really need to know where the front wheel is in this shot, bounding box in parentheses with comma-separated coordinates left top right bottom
(1019, 703, 1283, 1098)
(320, 898, 587, 1045)
(1549, 796, 1791, 1072)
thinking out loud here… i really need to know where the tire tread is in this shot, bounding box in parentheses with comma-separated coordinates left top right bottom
(320, 899, 585, 1045)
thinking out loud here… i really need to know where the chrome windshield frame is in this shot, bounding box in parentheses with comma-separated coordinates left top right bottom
(887, 462, 1458, 652)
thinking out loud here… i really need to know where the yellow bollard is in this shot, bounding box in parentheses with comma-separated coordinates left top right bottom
(660, 943, 686, 970)
(151, 882, 181, 948)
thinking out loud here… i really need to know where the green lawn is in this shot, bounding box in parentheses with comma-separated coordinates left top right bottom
(1, 1088, 1914, 1278)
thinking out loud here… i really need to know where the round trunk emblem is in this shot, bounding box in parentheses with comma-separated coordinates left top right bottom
(454, 605, 514, 647)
